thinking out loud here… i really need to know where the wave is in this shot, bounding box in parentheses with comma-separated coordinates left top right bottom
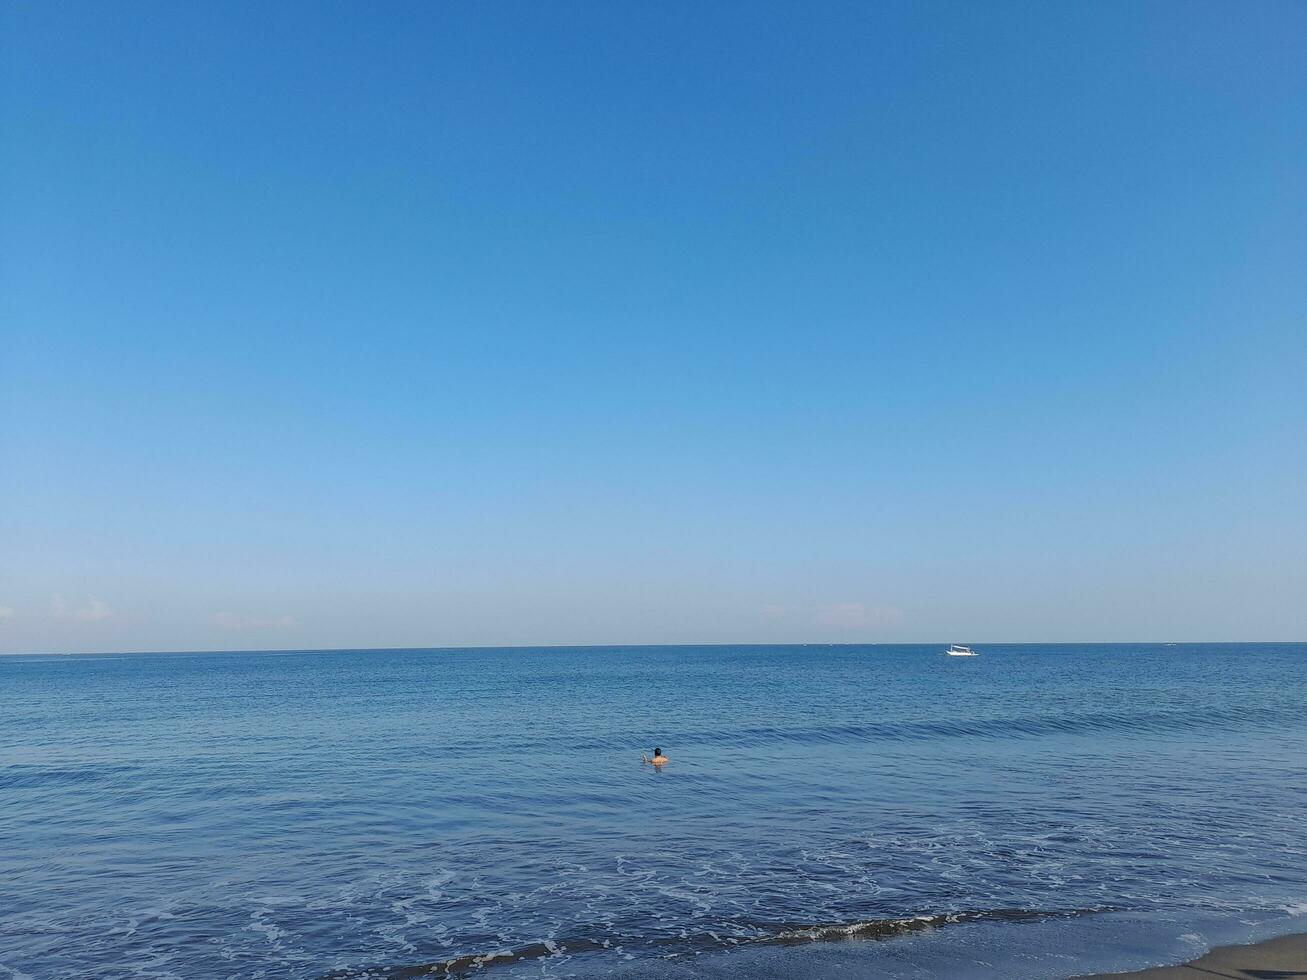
(330, 907, 1102, 978)
(757, 907, 1070, 945)
(427, 702, 1304, 757)
(0, 762, 144, 791)
(689, 704, 1303, 748)
(721, 700, 1307, 747)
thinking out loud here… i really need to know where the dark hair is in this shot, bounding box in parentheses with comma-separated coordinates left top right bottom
(653, 747, 662, 756)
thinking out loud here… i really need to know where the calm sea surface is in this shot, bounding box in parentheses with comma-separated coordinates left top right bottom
(2, 644, 1306, 979)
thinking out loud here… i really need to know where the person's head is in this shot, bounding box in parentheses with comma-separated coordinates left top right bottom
(653, 747, 663, 757)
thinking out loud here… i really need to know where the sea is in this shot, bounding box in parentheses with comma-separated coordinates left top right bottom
(2, 644, 1305, 980)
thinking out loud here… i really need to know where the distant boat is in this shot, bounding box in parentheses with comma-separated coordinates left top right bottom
(946, 644, 978, 657)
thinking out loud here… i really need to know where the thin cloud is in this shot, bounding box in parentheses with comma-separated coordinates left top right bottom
(815, 602, 903, 629)
(762, 601, 904, 631)
(0, 605, 14, 621)
(212, 611, 297, 631)
(51, 596, 113, 622)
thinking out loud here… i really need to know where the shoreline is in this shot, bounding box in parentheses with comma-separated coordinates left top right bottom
(525, 912, 1307, 980)
(1079, 930, 1307, 978)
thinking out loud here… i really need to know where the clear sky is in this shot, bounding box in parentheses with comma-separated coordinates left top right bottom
(2, 1, 1304, 653)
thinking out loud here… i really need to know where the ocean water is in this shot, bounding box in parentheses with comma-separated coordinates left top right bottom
(2, 644, 1305, 980)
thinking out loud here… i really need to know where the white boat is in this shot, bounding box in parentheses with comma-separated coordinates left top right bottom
(946, 644, 978, 657)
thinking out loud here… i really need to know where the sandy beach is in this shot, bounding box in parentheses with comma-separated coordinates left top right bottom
(1081, 930, 1307, 979)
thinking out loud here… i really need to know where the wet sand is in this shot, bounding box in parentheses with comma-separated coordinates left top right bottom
(1080, 930, 1307, 979)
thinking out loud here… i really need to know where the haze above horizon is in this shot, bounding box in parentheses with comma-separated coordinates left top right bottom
(2, 1, 1304, 654)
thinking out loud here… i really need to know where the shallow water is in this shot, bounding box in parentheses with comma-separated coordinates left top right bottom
(2, 644, 1305, 979)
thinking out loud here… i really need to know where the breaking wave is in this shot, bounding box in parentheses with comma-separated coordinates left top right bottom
(333, 907, 1101, 978)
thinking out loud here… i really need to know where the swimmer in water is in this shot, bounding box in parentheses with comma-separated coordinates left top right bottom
(641, 747, 669, 766)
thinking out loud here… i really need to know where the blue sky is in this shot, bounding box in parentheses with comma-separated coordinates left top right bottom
(2, 1, 1304, 652)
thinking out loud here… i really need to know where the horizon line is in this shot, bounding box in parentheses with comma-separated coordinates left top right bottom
(4, 640, 1305, 658)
